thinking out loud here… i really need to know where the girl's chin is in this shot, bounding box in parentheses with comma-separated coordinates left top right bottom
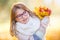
(21, 21, 27, 24)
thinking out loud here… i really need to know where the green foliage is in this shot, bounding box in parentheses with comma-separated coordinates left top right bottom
(0, 0, 8, 6)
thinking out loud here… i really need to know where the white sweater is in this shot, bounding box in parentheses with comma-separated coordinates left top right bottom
(15, 17, 40, 36)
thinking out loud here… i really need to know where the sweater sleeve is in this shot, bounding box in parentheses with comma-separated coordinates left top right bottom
(35, 16, 49, 39)
(40, 16, 49, 29)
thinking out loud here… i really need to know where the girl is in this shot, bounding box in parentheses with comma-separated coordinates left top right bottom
(10, 3, 49, 40)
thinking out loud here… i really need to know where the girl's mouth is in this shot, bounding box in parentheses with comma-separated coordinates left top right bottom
(23, 18, 28, 21)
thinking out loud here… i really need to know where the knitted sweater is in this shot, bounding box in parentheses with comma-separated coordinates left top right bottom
(15, 17, 40, 36)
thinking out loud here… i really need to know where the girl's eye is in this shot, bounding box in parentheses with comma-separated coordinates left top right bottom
(24, 12, 28, 16)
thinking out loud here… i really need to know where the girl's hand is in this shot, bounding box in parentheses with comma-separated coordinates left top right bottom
(40, 16, 50, 29)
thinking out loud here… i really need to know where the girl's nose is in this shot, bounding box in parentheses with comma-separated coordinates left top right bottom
(23, 15, 27, 19)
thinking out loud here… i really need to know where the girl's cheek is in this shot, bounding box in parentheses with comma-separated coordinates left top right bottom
(15, 18, 21, 22)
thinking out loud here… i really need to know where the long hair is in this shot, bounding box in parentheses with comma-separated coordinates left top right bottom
(10, 3, 38, 36)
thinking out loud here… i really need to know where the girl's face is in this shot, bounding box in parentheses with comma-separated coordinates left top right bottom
(15, 8, 29, 24)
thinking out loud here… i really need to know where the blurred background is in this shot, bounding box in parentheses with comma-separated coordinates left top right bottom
(0, 0, 60, 40)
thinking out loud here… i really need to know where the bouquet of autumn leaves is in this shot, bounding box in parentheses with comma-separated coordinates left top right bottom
(34, 7, 51, 20)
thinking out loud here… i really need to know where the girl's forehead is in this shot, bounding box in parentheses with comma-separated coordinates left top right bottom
(16, 8, 24, 14)
(16, 8, 24, 11)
